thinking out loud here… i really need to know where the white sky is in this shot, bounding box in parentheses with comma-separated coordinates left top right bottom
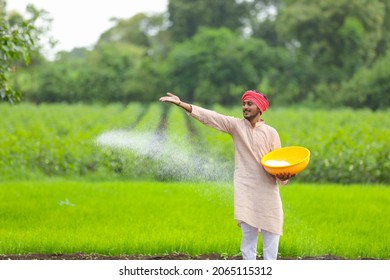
(7, 0, 168, 55)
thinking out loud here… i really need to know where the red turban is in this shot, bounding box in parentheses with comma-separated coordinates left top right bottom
(241, 90, 269, 112)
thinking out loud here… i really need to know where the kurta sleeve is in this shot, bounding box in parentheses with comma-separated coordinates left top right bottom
(187, 105, 237, 134)
(270, 128, 282, 151)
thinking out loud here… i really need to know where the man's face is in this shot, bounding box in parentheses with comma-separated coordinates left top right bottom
(242, 100, 261, 120)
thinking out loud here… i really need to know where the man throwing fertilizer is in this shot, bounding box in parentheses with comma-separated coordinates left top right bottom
(159, 90, 293, 260)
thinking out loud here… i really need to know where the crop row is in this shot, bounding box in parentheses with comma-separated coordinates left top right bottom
(1, 103, 389, 183)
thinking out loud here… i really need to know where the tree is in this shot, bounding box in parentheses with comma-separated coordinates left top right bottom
(375, 0, 390, 59)
(98, 13, 153, 47)
(1, 1, 53, 103)
(272, 0, 386, 105)
(168, 0, 246, 42)
(276, 0, 384, 80)
(96, 12, 172, 59)
(166, 27, 291, 105)
(20, 11, 170, 104)
(339, 49, 390, 110)
(90, 42, 145, 102)
(1, 1, 32, 103)
(30, 42, 147, 103)
(242, 0, 283, 46)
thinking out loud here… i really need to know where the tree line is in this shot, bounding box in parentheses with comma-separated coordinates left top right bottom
(2, 0, 390, 109)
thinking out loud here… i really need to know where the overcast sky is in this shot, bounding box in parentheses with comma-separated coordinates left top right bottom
(7, 0, 168, 55)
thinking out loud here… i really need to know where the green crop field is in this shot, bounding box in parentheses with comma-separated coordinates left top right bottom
(0, 103, 389, 259)
(0, 180, 388, 259)
(1, 103, 389, 183)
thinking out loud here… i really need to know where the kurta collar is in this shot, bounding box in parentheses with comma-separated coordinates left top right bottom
(243, 118, 265, 128)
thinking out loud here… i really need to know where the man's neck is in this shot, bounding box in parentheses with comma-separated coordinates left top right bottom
(246, 115, 261, 128)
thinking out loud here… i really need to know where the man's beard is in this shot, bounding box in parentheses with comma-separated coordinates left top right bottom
(243, 109, 261, 121)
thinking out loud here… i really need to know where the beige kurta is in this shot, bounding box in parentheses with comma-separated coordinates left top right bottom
(188, 105, 284, 235)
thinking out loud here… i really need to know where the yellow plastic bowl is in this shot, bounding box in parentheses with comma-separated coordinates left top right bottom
(261, 146, 310, 176)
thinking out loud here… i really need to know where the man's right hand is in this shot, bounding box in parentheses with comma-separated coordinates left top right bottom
(159, 92, 181, 105)
(160, 92, 192, 113)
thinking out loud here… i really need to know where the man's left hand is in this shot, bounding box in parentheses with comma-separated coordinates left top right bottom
(275, 172, 295, 181)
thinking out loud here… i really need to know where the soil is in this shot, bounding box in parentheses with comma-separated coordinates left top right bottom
(0, 253, 369, 260)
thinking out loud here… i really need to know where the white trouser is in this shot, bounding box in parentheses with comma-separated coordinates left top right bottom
(240, 222, 280, 260)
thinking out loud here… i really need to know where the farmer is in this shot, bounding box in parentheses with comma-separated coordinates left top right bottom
(159, 90, 293, 260)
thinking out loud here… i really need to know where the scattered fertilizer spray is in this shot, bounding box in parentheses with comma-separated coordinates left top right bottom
(95, 129, 232, 181)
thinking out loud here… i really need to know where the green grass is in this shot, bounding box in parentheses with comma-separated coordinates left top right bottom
(0, 180, 237, 256)
(280, 184, 390, 259)
(0, 180, 389, 259)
